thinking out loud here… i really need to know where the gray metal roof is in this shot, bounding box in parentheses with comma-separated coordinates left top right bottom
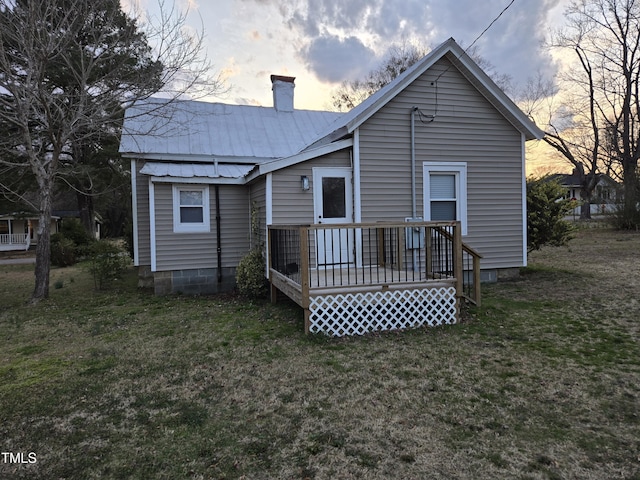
(120, 99, 342, 161)
(140, 162, 253, 179)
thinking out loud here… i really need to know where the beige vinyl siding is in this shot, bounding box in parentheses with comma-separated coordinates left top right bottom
(249, 178, 266, 248)
(271, 149, 350, 224)
(218, 185, 252, 265)
(358, 56, 524, 270)
(153, 183, 250, 271)
(135, 160, 151, 265)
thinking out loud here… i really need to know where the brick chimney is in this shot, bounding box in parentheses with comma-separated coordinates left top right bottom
(271, 75, 295, 112)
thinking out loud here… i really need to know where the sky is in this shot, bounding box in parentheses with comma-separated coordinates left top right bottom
(178, 0, 571, 111)
(130, 0, 573, 171)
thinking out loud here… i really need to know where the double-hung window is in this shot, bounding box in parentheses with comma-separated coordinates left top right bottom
(423, 162, 467, 235)
(173, 185, 210, 233)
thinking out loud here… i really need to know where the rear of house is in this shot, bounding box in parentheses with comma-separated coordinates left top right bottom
(121, 38, 543, 333)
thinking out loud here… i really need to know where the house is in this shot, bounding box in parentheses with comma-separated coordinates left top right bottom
(547, 170, 622, 216)
(53, 210, 103, 240)
(0, 213, 59, 252)
(120, 38, 543, 336)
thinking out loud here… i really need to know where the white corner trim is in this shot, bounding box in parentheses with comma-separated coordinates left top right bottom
(265, 173, 273, 278)
(149, 179, 156, 272)
(521, 132, 528, 267)
(131, 160, 139, 267)
(353, 128, 362, 223)
(266, 173, 273, 225)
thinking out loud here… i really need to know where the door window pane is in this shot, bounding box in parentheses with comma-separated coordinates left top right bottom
(322, 177, 346, 218)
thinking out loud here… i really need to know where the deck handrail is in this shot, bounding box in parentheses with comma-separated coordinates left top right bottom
(268, 221, 482, 310)
(432, 226, 482, 306)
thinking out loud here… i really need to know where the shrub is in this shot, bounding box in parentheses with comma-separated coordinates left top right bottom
(50, 236, 77, 267)
(60, 218, 93, 247)
(527, 176, 577, 251)
(87, 240, 130, 290)
(236, 248, 268, 298)
(610, 203, 640, 230)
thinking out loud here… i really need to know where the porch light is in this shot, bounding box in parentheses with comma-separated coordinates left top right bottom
(301, 175, 310, 191)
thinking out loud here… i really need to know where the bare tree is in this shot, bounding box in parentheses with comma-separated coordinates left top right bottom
(0, 0, 223, 302)
(330, 40, 513, 112)
(521, 73, 604, 219)
(546, 0, 640, 227)
(330, 41, 427, 112)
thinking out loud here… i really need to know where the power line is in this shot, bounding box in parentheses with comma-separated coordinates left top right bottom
(468, 0, 517, 53)
(434, 0, 518, 83)
(420, 0, 518, 120)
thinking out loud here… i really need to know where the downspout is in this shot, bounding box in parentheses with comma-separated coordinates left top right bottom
(410, 107, 419, 271)
(410, 106, 418, 219)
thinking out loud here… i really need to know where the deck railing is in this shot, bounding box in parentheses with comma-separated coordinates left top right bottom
(268, 221, 481, 306)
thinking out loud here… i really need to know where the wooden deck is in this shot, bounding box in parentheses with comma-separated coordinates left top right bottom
(268, 221, 481, 336)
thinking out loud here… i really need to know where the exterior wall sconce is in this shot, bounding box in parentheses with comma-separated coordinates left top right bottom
(301, 175, 310, 191)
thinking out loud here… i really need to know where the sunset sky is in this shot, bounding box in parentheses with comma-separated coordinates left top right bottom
(133, 0, 574, 173)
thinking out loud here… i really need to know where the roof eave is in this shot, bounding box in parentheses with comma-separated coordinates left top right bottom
(121, 152, 275, 164)
(340, 38, 544, 141)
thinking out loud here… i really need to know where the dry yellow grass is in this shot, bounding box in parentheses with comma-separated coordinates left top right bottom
(0, 227, 639, 479)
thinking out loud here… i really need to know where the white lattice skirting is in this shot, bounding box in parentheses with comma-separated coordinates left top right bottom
(308, 286, 458, 337)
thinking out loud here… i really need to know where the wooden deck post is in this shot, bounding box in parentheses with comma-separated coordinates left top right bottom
(473, 254, 481, 307)
(300, 226, 311, 334)
(268, 227, 277, 304)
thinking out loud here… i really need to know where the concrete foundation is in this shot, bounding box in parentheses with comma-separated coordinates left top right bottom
(138, 266, 237, 295)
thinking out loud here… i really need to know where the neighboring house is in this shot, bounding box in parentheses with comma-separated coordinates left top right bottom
(120, 38, 543, 335)
(53, 210, 103, 240)
(0, 213, 59, 252)
(548, 170, 622, 216)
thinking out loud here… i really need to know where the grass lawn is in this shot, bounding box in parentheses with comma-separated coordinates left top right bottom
(1, 227, 639, 479)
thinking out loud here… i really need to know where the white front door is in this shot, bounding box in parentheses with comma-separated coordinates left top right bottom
(313, 167, 353, 266)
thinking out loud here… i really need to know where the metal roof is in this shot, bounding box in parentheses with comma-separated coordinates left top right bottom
(120, 99, 342, 161)
(140, 162, 253, 179)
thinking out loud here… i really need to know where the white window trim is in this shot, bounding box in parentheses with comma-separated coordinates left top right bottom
(172, 185, 210, 233)
(423, 162, 468, 235)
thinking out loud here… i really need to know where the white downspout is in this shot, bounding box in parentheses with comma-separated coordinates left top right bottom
(353, 128, 362, 267)
(410, 107, 419, 270)
(410, 107, 418, 219)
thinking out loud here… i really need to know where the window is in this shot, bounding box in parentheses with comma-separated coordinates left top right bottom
(321, 177, 347, 218)
(423, 162, 467, 235)
(173, 185, 210, 233)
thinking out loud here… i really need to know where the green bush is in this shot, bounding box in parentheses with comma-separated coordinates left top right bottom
(60, 218, 93, 247)
(87, 240, 130, 290)
(527, 176, 577, 251)
(51, 236, 77, 267)
(236, 248, 268, 298)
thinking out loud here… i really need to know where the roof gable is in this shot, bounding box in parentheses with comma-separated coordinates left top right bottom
(308, 38, 543, 148)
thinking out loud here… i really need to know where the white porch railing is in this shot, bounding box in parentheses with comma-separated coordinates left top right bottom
(0, 233, 30, 250)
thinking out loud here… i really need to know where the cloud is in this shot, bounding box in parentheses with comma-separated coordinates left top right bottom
(241, 0, 562, 87)
(300, 34, 377, 83)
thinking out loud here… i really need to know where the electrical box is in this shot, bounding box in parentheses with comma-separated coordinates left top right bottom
(404, 217, 424, 249)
